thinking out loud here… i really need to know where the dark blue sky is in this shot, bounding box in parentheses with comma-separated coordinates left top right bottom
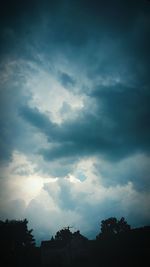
(0, 0, 150, 244)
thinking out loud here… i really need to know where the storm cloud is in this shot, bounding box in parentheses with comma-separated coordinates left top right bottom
(19, 83, 150, 162)
(0, 0, 150, 243)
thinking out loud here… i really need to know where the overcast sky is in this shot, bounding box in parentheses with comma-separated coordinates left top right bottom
(0, 0, 150, 245)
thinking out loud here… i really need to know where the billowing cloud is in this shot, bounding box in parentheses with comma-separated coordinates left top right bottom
(1, 152, 150, 244)
(0, 0, 150, 244)
(19, 82, 150, 162)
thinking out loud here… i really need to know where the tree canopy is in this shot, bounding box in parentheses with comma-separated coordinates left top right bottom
(0, 219, 35, 249)
(54, 226, 87, 245)
(97, 217, 131, 239)
(54, 227, 74, 244)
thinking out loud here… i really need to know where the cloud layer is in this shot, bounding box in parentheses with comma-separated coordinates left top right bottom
(0, 0, 150, 244)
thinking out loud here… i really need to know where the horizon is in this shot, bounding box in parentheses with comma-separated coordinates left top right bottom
(1, 216, 150, 247)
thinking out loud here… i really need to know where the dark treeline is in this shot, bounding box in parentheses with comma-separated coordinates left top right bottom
(0, 217, 150, 266)
(0, 219, 40, 267)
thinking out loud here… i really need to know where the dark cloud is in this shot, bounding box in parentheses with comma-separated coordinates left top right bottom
(19, 106, 59, 143)
(0, 0, 150, 243)
(0, 63, 48, 162)
(0, 0, 149, 59)
(94, 154, 150, 191)
(19, 82, 150, 162)
(59, 72, 75, 88)
(90, 85, 150, 156)
(0, 76, 27, 161)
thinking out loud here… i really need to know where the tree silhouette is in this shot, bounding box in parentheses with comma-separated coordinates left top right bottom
(54, 227, 73, 244)
(0, 219, 36, 266)
(97, 217, 130, 239)
(0, 219, 35, 249)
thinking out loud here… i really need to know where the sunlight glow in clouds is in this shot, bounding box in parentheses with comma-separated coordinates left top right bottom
(23, 176, 43, 197)
(0, 151, 56, 205)
(23, 61, 84, 124)
(1, 149, 150, 243)
(0, 55, 150, 242)
(0, 0, 150, 244)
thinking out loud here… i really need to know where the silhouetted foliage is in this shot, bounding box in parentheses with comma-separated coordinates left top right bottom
(94, 218, 150, 267)
(54, 227, 73, 244)
(54, 227, 87, 245)
(0, 217, 150, 267)
(40, 219, 149, 267)
(97, 217, 131, 239)
(0, 219, 36, 267)
(0, 218, 35, 248)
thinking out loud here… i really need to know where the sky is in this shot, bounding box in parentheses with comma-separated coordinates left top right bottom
(0, 0, 150, 245)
